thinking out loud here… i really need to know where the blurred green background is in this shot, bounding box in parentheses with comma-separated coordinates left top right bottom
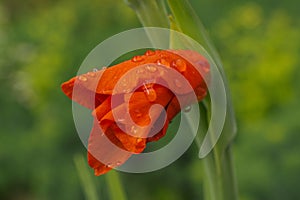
(0, 0, 299, 199)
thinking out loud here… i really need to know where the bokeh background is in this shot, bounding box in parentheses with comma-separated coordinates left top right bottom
(1, 0, 299, 199)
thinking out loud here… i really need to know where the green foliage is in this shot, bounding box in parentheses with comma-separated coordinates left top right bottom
(211, 2, 300, 200)
(106, 170, 127, 200)
(0, 0, 299, 199)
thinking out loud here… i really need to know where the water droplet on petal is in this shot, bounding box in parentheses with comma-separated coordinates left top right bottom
(119, 78, 131, 93)
(136, 138, 143, 143)
(145, 65, 157, 73)
(107, 163, 112, 168)
(145, 50, 155, 56)
(159, 69, 165, 76)
(78, 75, 87, 82)
(116, 161, 122, 166)
(144, 87, 157, 102)
(92, 67, 98, 72)
(171, 59, 187, 72)
(134, 109, 142, 118)
(156, 58, 170, 67)
(121, 79, 128, 87)
(174, 79, 182, 88)
(203, 65, 209, 73)
(92, 68, 98, 72)
(102, 66, 107, 70)
(136, 68, 145, 74)
(132, 55, 144, 62)
(184, 106, 191, 112)
(197, 60, 209, 72)
(94, 168, 101, 175)
(87, 71, 96, 77)
(197, 88, 207, 99)
(122, 89, 131, 93)
(116, 117, 125, 123)
(131, 126, 137, 134)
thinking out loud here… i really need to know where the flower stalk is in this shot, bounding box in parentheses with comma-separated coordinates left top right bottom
(124, 0, 169, 46)
(125, 0, 238, 199)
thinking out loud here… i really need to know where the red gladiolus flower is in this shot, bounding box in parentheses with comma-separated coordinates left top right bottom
(61, 50, 209, 176)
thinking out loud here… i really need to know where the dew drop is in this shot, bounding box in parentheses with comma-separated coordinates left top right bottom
(159, 69, 165, 76)
(78, 75, 87, 82)
(197, 60, 210, 73)
(145, 88, 157, 102)
(197, 88, 207, 99)
(156, 58, 170, 67)
(143, 83, 157, 102)
(134, 109, 142, 118)
(116, 161, 122, 166)
(174, 79, 182, 88)
(95, 168, 101, 175)
(136, 68, 145, 74)
(171, 59, 187, 72)
(107, 163, 112, 168)
(102, 66, 107, 70)
(122, 88, 131, 93)
(116, 117, 125, 123)
(87, 71, 95, 77)
(144, 79, 155, 85)
(136, 138, 143, 143)
(121, 79, 128, 87)
(119, 78, 131, 93)
(145, 50, 155, 56)
(93, 68, 98, 72)
(203, 65, 210, 73)
(184, 106, 191, 112)
(132, 55, 144, 62)
(131, 126, 137, 134)
(145, 65, 157, 73)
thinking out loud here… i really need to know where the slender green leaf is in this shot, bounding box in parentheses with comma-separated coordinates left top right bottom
(106, 171, 127, 200)
(124, 0, 169, 46)
(124, 1, 238, 199)
(124, 0, 169, 28)
(74, 154, 99, 200)
(168, 0, 237, 158)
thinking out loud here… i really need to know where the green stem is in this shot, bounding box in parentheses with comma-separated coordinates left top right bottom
(124, 0, 169, 47)
(124, 0, 238, 199)
(125, 0, 169, 28)
(203, 145, 238, 200)
(167, 2, 238, 199)
(74, 154, 99, 200)
(167, 0, 237, 152)
(106, 171, 127, 200)
(197, 104, 238, 200)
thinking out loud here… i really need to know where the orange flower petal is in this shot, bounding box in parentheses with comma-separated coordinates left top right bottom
(96, 50, 207, 95)
(94, 85, 173, 151)
(61, 76, 108, 110)
(61, 49, 210, 176)
(146, 85, 207, 142)
(61, 50, 208, 110)
(88, 121, 132, 176)
(87, 152, 112, 176)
